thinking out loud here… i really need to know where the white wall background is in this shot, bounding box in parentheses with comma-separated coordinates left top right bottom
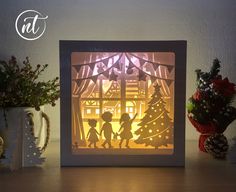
(0, 0, 236, 140)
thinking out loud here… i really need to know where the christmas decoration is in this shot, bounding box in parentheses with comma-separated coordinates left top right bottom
(23, 112, 45, 167)
(126, 67, 134, 75)
(187, 59, 236, 153)
(97, 63, 105, 74)
(126, 62, 134, 74)
(204, 134, 229, 159)
(73, 53, 174, 90)
(61, 40, 187, 167)
(138, 70, 146, 81)
(0, 108, 49, 170)
(135, 84, 173, 148)
(71, 52, 175, 150)
(109, 69, 118, 81)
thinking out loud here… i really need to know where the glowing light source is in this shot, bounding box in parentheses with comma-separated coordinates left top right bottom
(60, 40, 186, 166)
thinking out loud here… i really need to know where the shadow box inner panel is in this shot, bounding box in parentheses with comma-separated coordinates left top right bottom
(60, 41, 186, 166)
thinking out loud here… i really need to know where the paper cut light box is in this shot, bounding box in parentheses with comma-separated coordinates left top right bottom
(60, 41, 186, 166)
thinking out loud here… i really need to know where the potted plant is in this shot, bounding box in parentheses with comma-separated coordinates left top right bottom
(0, 56, 59, 169)
(187, 59, 236, 158)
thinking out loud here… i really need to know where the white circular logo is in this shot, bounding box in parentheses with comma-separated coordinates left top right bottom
(15, 10, 48, 41)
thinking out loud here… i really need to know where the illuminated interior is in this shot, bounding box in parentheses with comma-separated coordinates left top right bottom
(71, 52, 175, 154)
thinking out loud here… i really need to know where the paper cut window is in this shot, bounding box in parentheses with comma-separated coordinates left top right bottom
(72, 52, 175, 153)
(60, 41, 186, 166)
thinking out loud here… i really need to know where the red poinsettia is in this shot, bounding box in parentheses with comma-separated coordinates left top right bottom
(212, 77, 235, 97)
(192, 90, 202, 100)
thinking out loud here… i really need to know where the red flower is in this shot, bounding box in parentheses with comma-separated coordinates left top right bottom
(193, 90, 202, 100)
(212, 77, 235, 97)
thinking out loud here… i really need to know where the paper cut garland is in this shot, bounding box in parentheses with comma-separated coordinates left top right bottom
(138, 70, 147, 81)
(73, 52, 174, 87)
(109, 69, 118, 81)
(73, 53, 119, 73)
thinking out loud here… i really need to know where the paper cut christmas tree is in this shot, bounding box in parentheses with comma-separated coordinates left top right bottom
(135, 84, 173, 148)
(23, 113, 45, 167)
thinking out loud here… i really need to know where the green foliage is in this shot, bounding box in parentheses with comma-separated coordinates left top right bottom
(0, 56, 59, 110)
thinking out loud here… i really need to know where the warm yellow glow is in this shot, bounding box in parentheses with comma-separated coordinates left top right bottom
(71, 52, 175, 150)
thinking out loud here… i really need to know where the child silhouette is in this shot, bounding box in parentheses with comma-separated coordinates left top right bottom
(86, 119, 99, 148)
(100, 111, 115, 149)
(119, 113, 137, 148)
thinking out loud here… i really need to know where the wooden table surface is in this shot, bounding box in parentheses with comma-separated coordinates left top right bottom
(0, 140, 236, 192)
